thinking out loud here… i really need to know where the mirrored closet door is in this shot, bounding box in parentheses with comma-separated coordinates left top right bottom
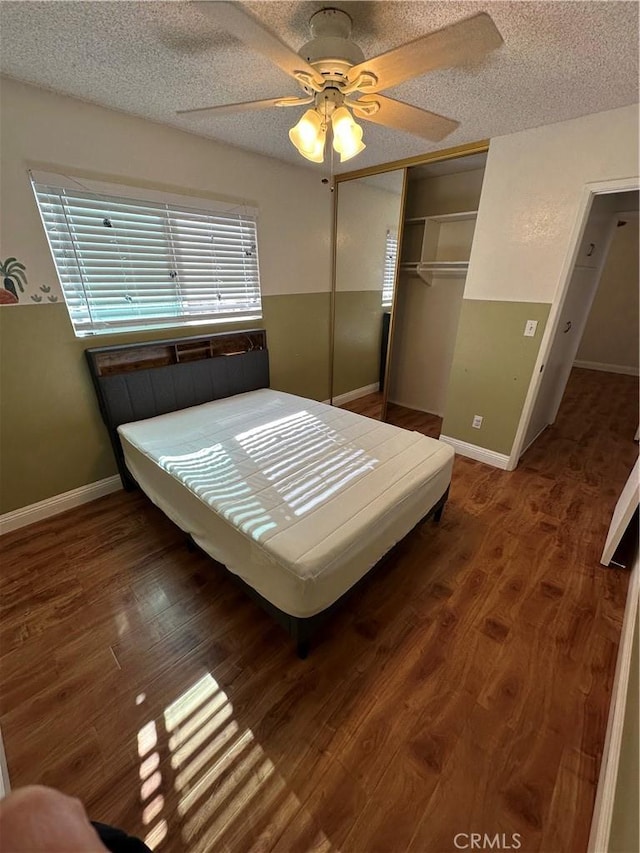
(331, 168, 406, 420)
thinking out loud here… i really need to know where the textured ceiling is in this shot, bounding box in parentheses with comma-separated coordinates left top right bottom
(0, 1, 638, 173)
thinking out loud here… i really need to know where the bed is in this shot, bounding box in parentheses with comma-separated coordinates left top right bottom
(86, 330, 453, 656)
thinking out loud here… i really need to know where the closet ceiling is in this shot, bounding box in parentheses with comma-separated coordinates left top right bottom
(0, 1, 637, 172)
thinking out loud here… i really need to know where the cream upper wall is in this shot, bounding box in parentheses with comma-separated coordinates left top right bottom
(577, 215, 639, 370)
(335, 174, 404, 292)
(0, 77, 332, 301)
(465, 103, 639, 303)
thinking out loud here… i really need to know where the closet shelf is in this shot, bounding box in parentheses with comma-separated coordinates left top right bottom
(400, 209, 477, 286)
(401, 260, 469, 285)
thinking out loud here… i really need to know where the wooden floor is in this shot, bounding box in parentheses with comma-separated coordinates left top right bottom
(339, 390, 384, 421)
(1, 368, 637, 852)
(339, 393, 442, 438)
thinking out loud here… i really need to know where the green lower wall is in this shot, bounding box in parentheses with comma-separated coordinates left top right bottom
(442, 300, 551, 455)
(262, 293, 330, 401)
(0, 294, 331, 513)
(1, 295, 550, 513)
(333, 290, 385, 397)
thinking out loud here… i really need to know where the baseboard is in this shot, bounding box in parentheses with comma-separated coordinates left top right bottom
(574, 360, 639, 377)
(332, 383, 379, 406)
(439, 435, 511, 470)
(588, 555, 639, 853)
(0, 475, 122, 535)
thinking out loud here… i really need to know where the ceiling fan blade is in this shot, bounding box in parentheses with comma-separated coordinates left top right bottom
(347, 13, 503, 93)
(354, 94, 459, 142)
(177, 95, 312, 117)
(194, 1, 325, 88)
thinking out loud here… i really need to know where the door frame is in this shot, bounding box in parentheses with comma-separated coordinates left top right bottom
(508, 175, 640, 469)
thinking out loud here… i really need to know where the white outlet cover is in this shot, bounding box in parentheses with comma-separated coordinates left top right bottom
(524, 320, 538, 337)
(472, 415, 483, 429)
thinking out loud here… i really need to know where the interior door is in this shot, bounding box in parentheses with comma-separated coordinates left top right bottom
(524, 265, 602, 448)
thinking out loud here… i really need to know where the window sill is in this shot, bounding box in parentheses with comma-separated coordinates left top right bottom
(74, 313, 264, 339)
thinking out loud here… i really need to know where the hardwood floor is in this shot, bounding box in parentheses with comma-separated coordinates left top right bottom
(338, 391, 384, 420)
(339, 393, 442, 438)
(1, 368, 636, 853)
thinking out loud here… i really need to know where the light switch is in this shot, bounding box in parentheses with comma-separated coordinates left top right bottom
(524, 320, 538, 337)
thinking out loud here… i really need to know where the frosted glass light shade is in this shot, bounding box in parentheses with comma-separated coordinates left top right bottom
(289, 109, 326, 163)
(331, 106, 366, 162)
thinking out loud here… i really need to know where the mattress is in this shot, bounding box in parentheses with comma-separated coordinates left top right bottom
(118, 389, 454, 618)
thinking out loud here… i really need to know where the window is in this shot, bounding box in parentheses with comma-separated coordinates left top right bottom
(31, 177, 262, 336)
(382, 229, 398, 307)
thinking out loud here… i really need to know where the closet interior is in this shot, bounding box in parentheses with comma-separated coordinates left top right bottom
(386, 152, 488, 423)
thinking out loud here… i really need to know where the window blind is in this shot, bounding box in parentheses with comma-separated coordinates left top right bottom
(382, 230, 398, 306)
(32, 181, 262, 335)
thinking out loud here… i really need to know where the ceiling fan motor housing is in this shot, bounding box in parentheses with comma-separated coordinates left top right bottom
(299, 8, 365, 82)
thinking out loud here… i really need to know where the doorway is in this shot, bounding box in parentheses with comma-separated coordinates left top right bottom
(519, 188, 639, 458)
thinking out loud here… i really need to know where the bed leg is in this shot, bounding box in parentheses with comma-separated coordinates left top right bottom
(291, 617, 311, 659)
(433, 489, 449, 523)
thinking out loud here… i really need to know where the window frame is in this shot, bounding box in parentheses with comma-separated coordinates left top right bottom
(30, 171, 263, 337)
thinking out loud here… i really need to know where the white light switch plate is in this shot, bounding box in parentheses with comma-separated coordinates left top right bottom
(524, 320, 538, 337)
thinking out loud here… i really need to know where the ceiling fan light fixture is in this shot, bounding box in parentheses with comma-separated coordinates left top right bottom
(180, 5, 502, 160)
(289, 108, 326, 162)
(331, 106, 365, 162)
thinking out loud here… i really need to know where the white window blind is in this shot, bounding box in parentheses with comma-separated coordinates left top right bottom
(31, 180, 262, 336)
(382, 229, 398, 306)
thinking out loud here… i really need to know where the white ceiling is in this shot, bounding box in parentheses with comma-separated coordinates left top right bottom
(0, 1, 638, 173)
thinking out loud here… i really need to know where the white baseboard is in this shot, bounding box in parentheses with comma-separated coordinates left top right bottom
(0, 475, 122, 535)
(588, 555, 639, 853)
(332, 383, 380, 406)
(574, 360, 639, 377)
(439, 435, 511, 470)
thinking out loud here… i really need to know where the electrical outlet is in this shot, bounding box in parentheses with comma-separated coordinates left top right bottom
(524, 319, 538, 337)
(472, 415, 483, 429)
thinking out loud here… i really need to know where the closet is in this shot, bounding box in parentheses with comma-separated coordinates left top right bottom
(330, 143, 488, 426)
(387, 154, 487, 419)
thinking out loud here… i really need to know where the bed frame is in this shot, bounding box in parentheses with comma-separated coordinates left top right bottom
(86, 329, 269, 491)
(86, 329, 448, 657)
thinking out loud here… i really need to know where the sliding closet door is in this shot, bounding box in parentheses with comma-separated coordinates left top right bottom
(331, 169, 406, 420)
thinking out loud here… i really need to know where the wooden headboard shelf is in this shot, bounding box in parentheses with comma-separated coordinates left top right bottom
(88, 329, 267, 377)
(86, 328, 270, 489)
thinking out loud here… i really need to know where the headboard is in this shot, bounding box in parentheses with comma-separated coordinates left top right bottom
(86, 329, 269, 488)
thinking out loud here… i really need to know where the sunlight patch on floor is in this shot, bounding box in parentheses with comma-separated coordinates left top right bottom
(139, 671, 340, 852)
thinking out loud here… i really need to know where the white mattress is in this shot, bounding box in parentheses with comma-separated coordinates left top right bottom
(118, 389, 453, 618)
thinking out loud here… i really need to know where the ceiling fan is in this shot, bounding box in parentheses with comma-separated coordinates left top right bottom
(179, 2, 504, 164)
